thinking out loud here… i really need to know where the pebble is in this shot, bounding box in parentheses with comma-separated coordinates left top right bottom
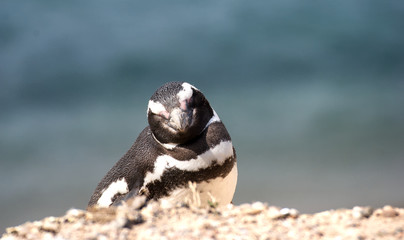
(352, 206, 373, 219)
(382, 205, 399, 217)
(374, 205, 399, 218)
(41, 217, 59, 233)
(41, 221, 59, 233)
(6, 226, 24, 235)
(66, 209, 84, 218)
(267, 206, 282, 219)
(266, 207, 299, 219)
(242, 202, 266, 215)
(64, 208, 85, 223)
(280, 208, 300, 218)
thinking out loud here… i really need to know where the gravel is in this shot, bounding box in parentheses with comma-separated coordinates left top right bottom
(2, 197, 403, 240)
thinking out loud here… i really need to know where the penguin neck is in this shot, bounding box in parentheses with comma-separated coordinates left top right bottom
(152, 133, 178, 150)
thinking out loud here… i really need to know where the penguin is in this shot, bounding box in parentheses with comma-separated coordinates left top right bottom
(88, 82, 237, 208)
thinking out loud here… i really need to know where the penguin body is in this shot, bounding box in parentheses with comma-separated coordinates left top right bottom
(88, 82, 237, 207)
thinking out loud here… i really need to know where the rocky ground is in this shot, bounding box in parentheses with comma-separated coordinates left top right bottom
(2, 197, 404, 240)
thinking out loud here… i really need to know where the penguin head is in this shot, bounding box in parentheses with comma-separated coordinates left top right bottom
(147, 82, 214, 145)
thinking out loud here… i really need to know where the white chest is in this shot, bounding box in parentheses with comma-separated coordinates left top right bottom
(161, 163, 238, 207)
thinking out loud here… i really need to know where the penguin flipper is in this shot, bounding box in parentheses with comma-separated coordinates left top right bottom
(88, 127, 156, 208)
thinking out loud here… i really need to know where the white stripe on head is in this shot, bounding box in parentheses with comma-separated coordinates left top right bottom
(177, 82, 195, 102)
(148, 100, 167, 115)
(97, 178, 129, 207)
(143, 140, 234, 185)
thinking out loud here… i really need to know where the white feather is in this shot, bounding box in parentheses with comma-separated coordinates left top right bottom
(203, 109, 221, 131)
(143, 141, 234, 185)
(147, 100, 167, 115)
(177, 82, 194, 102)
(97, 178, 129, 207)
(164, 163, 238, 206)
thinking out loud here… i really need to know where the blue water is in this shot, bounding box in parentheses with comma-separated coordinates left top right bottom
(1, 0, 404, 231)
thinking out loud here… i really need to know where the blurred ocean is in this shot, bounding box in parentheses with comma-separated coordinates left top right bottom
(1, 0, 404, 231)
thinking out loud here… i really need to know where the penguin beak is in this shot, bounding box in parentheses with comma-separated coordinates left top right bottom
(168, 101, 193, 132)
(178, 109, 193, 131)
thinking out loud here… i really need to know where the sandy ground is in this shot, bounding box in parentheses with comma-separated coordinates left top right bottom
(2, 197, 403, 240)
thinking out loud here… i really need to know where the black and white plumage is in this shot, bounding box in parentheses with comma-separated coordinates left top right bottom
(88, 82, 237, 207)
